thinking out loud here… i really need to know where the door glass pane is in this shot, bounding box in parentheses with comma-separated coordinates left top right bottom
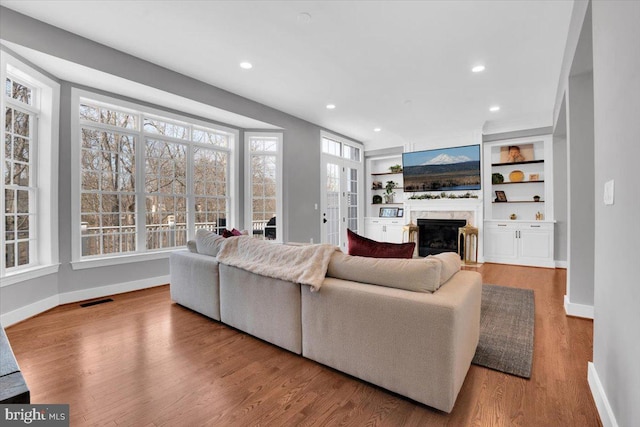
(346, 167, 359, 234)
(326, 163, 341, 246)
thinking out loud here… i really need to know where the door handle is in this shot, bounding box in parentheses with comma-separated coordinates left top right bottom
(323, 218, 327, 224)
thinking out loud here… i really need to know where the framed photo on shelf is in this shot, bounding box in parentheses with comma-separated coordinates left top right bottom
(379, 207, 399, 217)
(495, 190, 508, 202)
(396, 208, 404, 217)
(499, 143, 534, 163)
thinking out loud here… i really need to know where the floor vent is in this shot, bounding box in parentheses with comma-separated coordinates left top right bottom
(80, 298, 114, 307)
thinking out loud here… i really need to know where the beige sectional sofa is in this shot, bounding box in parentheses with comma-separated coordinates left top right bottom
(169, 235, 481, 413)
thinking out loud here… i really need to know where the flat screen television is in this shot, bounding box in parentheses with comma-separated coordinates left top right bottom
(402, 144, 481, 192)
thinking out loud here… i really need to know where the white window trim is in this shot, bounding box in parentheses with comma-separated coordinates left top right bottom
(0, 51, 60, 286)
(244, 132, 283, 243)
(70, 88, 239, 265)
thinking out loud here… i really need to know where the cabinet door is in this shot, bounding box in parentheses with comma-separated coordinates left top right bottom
(365, 219, 385, 242)
(519, 224, 553, 261)
(485, 224, 518, 260)
(384, 221, 405, 243)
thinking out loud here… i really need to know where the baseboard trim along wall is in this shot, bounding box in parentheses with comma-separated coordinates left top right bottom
(0, 295, 60, 328)
(57, 275, 170, 304)
(555, 260, 568, 268)
(564, 295, 594, 319)
(588, 362, 619, 427)
(1, 275, 170, 327)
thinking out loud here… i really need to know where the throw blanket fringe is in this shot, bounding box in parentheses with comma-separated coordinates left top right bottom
(216, 237, 339, 291)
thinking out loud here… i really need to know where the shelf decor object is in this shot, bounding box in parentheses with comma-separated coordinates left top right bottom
(372, 195, 383, 204)
(509, 170, 525, 182)
(529, 173, 539, 181)
(379, 207, 399, 217)
(492, 173, 504, 184)
(495, 190, 507, 202)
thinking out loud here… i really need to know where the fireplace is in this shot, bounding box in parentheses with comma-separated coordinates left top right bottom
(417, 219, 466, 257)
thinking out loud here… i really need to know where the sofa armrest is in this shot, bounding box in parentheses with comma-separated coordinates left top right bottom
(170, 250, 221, 320)
(301, 270, 481, 413)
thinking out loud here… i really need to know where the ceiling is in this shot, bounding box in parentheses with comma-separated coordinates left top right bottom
(0, 1, 573, 149)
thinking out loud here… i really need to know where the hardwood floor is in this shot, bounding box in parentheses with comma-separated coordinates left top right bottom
(6, 263, 601, 426)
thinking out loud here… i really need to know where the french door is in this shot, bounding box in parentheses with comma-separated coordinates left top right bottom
(320, 134, 363, 249)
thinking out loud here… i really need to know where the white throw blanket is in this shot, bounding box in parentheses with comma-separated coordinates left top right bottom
(216, 236, 339, 291)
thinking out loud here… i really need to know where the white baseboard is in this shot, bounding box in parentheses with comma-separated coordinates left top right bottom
(1, 294, 59, 327)
(555, 260, 568, 268)
(564, 295, 594, 319)
(1, 275, 169, 327)
(58, 275, 170, 304)
(588, 362, 619, 427)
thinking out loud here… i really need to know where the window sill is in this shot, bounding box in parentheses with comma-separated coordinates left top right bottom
(1, 264, 61, 288)
(70, 250, 175, 270)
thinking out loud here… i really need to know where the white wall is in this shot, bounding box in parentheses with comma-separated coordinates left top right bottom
(591, 2, 640, 426)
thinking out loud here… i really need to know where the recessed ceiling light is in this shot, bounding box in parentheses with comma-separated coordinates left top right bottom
(240, 62, 253, 70)
(489, 105, 500, 112)
(326, 104, 336, 110)
(472, 65, 486, 73)
(373, 128, 381, 132)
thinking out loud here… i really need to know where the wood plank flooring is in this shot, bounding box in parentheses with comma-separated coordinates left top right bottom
(6, 263, 601, 426)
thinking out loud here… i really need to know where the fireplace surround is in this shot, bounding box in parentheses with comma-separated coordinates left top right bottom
(404, 198, 483, 262)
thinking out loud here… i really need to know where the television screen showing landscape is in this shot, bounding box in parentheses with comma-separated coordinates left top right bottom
(402, 145, 481, 192)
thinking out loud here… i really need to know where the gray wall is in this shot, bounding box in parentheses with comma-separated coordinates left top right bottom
(566, 68, 595, 306)
(592, 2, 640, 426)
(0, 7, 354, 315)
(552, 137, 568, 263)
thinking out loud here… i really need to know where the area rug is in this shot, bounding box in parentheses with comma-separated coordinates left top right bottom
(472, 284, 535, 378)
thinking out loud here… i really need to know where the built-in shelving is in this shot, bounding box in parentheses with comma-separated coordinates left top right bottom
(491, 159, 544, 167)
(482, 134, 554, 268)
(371, 171, 403, 176)
(492, 201, 545, 204)
(493, 180, 544, 185)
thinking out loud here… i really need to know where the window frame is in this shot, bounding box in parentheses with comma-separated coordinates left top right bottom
(244, 132, 283, 243)
(70, 89, 239, 269)
(1, 52, 60, 286)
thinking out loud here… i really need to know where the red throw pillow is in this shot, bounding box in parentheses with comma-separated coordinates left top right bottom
(231, 228, 243, 236)
(222, 229, 234, 238)
(347, 229, 415, 259)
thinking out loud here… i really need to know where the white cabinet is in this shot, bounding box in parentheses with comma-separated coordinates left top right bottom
(484, 221, 554, 267)
(365, 218, 404, 243)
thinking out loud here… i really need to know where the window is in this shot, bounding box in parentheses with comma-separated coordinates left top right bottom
(245, 133, 282, 242)
(1, 53, 60, 283)
(4, 81, 36, 269)
(73, 90, 236, 266)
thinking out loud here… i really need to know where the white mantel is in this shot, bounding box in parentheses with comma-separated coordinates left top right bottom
(403, 198, 484, 262)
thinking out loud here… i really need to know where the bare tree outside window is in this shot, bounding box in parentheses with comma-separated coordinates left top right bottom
(3, 76, 36, 270)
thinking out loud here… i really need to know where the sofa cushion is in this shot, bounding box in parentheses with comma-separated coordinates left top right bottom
(428, 252, 462, 285)
(347, 229, 415, 259)
(186, 240, 198, 253)
(195, 229, 225, 257)
(327, 251, 442, 293)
